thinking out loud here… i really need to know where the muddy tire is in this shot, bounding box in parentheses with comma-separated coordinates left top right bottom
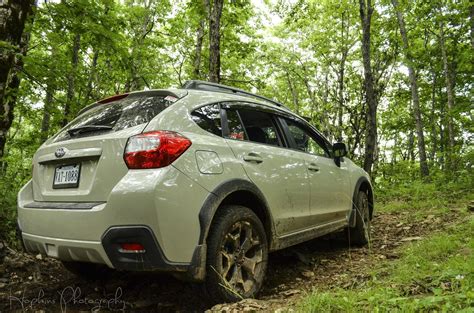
(205, 205, 268, 303)
(349, 191, 371, 246)
(61, 261, 112, 280)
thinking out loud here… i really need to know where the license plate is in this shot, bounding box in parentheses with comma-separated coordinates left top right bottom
(53, 164, 81, 189)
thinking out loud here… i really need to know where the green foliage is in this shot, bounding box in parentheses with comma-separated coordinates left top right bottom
(299, 195, 474, 312)
(0, 153, 33, 246)
(0, 0, 472, 247)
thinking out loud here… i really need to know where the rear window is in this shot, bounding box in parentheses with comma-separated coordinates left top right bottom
(53, 95, 174, 142)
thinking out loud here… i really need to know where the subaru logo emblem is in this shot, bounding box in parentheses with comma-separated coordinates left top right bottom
(55, 148, 66, 158)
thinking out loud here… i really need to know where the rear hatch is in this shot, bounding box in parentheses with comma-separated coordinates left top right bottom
(32, 90, 186, 202)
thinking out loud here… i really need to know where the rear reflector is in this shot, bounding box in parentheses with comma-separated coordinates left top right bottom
(124, 131, 192, 169)
(119, 243, 146, 253)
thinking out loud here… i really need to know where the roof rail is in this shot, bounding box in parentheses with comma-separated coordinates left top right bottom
(181, 80, 286, 108)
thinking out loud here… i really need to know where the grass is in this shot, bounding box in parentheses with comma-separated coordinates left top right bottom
(298, 183, 474, 312)
(376, 180, 474, 222)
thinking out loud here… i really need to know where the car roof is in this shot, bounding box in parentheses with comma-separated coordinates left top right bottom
(178, 89, 295, 114)
(80, 83, 293, 117)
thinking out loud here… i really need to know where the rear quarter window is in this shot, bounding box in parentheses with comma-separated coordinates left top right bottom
(190, 104, 222, 136)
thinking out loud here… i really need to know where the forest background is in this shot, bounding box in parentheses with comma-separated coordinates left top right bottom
(0, 0, 472, 255)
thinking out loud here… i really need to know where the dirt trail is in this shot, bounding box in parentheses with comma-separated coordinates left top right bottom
(0, 209, 463, 312)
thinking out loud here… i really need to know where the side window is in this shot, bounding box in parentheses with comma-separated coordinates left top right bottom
(237, 108, 282, 147)
(191, 104, 222, 136)
(285, 118, 329, 157)
(226, 109, 246, 140)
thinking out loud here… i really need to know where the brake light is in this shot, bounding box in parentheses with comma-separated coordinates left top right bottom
(124, 131, 191, 169)
(98, 93, 129, 104)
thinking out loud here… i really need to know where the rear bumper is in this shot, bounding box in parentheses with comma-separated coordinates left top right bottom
(17, 165, 210, 280)
(18, 223, 206, 280)
(21, 231, 113, 267)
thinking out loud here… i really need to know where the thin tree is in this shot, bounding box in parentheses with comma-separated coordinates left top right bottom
(209, 0, 224, 83)
(358, 0, 378, 176)
(439, 20, 456, 168)
(391, 0, 430, 178)
(193, 0, 210, 79)
(62, 33, 81, 127)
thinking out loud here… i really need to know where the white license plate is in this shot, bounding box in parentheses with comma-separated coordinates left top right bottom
(53, 164, 81, 188)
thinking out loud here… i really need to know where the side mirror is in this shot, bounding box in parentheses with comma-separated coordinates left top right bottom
(333, 142, 348, 158)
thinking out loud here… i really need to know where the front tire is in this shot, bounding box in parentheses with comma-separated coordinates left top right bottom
(349, 191, 371, 246)
(205, 205, 268, 303)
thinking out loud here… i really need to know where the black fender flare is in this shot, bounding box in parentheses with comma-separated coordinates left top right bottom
(197, 178, 275, 245)
(349, 176, 374, 227)
(187, 179, 274, 281)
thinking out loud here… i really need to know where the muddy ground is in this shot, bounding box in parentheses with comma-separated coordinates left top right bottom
(0, 208, 465, 312)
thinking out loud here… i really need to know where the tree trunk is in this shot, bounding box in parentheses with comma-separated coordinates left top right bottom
(0, 0, 35, 160)
(193, 0, 209, 79)
(429, 70, 438, 163)
(337, 10, 349, 142)
(193, 21, 205, 79)
(40, 82, 54, 143)
(62, 33, 81, 127)
(348, 92, 364, 158)
(84, 49, 99, 105)
(337, 57, 346, 141)
(407, 130, 415, 162)
(286, 72, 299, 114)
(358, 0, 377, 177)
(439, 21, 456, 166)
(438, 84, 445, 167)
(391, 0, 429, 178)
(209, 0, 224, 83)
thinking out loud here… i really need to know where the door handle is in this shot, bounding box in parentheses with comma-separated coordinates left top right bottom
(243, 153, 263, 164)
(308, 163, 320, 172)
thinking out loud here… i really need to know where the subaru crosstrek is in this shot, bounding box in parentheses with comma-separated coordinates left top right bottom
(17, 80, 373, 302)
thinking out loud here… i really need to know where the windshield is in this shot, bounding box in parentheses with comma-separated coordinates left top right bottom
(53, 95, 174, 142)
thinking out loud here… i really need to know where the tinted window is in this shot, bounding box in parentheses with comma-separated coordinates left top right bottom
(236, 109, 282, 147)
(191, 104, 222, 136)
(285, 118, 329, 157)
(226, 109, 246, 140)
(54, 95, 173, 142)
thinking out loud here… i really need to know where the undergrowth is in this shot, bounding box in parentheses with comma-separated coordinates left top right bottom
(299, 180, 474, 312)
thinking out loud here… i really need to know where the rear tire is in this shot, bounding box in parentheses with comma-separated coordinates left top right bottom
(61, 261, 112, 280)
(348, 191, 371, 246)
(205, 205, 268, 303)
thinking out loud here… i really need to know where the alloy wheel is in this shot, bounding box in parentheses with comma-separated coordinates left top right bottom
(218, 221, 265, 294)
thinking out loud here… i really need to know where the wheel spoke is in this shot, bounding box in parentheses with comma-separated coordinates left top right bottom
(241, 223, 261, 254)
(221, 250, 235, 278)
(240, 222, 252, 250)
(241, 238, 251, 253)
(241, 251, 261, 275)
(229, 265, 244, 287)
(225, 223, 242, 250)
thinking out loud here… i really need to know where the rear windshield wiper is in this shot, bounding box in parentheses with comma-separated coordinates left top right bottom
(67, 125, 113, 136)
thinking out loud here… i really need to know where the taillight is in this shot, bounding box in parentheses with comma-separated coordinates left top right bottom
(124, 131, 191, 169)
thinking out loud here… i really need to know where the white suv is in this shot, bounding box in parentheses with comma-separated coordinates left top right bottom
(17, 80, 373, 302)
